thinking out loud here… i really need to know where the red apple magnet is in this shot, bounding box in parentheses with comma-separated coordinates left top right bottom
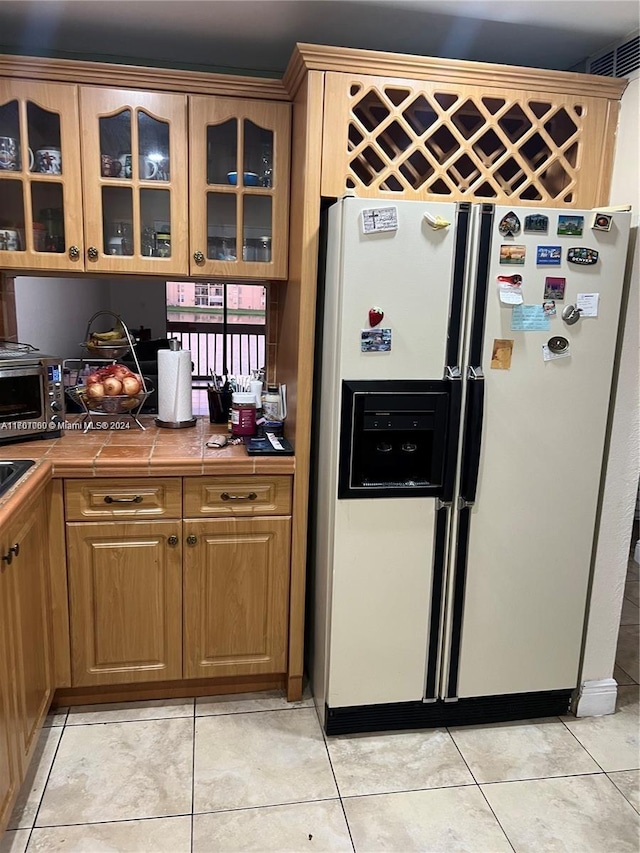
(369, 306, 384, 327)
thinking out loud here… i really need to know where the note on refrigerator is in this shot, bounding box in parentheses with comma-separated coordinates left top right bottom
(499, 285, 524, 305)
(577, 293, 600, 317)
(511, 304, 550, 331)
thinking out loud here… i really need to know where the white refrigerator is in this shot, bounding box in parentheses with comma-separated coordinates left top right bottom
(311, 196, 631, 734)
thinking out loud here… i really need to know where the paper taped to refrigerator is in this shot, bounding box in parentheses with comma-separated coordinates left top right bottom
(577, 293, 600, 317)
(499, 285, 523, 305)
(543, 344, 571, 361)
(511, 304, 550, 331)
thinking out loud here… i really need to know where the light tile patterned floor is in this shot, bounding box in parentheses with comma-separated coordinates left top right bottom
(2, 560, 638, 853)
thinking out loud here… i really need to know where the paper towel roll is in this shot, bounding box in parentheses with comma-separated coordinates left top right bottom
(157, 348, 193, 424)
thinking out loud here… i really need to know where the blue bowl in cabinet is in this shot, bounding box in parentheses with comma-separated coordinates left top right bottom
(227, 171, 260, 186)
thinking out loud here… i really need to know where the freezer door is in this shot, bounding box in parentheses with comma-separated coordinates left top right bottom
(332, 197, 466, 379)
(452, 206, 631, 698)
(326, 497, 438, 708)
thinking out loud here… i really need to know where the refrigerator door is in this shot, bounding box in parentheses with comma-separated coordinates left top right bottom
(330, 197, 465, 379)
(312, 197, 469, 718)
(450, 206, 631, 698)
(327, 497, 438, 708)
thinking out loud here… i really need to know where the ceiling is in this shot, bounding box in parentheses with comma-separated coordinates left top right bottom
(0, 0, 638, 77)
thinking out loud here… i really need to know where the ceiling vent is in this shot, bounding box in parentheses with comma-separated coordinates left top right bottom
(587, 33, 639, 78)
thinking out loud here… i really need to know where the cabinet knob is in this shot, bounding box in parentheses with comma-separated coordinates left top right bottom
(167, 535, 179, 547)
(186, 534, 197, 546)
(193, 250, 205, 265)
(10, 543, 19, 558)
(68, 245, 80, 260)
(87, 246, 99, 261)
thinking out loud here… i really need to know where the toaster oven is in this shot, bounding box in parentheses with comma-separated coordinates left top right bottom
(0, 351, 64, 444)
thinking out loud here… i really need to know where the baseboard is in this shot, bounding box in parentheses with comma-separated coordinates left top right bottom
(573, 677, 618, 717)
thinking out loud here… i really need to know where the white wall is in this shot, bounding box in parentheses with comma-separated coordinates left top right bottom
(107, 277, 167, 340)
(14, 275, 168, 359)
(14, 276, 111, 359)
(580, 74, 640, 687)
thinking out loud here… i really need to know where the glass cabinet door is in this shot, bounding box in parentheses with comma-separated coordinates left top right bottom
(0, 81, 84, 271)
(189, 97, 290, 279)
(80, 87, 188, 273)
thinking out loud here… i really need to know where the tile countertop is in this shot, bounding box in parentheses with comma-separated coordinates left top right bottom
(0, 416, 295, 478)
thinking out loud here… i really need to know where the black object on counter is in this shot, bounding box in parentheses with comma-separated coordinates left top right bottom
(244, 435, 293, 455)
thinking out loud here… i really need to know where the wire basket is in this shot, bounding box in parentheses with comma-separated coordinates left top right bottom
(81, 339, 131, 359)
(67, 381, 152, 416)
(80, 310, 134, 359)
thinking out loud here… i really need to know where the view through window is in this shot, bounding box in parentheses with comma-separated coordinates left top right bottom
(166, 281, 267, 410)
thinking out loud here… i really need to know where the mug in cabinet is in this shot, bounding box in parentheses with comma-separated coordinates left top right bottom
(139, 155, 159, 180)
(0, 136, 19, 170)
(101, 154, 122, 178)
(0, 229, 21, 251)
(118, 153, 132, 179)
(35, 147, 62, 174)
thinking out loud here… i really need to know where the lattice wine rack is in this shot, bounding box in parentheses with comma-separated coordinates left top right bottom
(321, 74, 614, 208)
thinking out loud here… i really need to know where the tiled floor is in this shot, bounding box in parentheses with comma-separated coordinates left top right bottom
(2, 560, 638, 852)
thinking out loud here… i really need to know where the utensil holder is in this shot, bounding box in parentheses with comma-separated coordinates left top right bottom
(208, 388, 232, 424)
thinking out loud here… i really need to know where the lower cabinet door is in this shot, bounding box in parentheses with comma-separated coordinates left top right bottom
(67, 521, 183, 686)
(183, 517, 291, 678)
(10, 495, 53, 766)
(0, 570, 20, 834)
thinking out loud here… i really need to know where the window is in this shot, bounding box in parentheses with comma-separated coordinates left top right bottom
(166, 281, 267, 383)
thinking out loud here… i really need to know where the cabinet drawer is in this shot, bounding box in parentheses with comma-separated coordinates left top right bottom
(64, 479, 182, 520)
(183, 476, 292, 517)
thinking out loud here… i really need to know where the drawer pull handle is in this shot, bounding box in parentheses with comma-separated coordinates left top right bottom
(104, 495, 144, 504)
(220, 492, 257, 502)
(1, 543, 18, 565)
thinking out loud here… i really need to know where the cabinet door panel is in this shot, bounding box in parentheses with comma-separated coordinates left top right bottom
(0, 80, 84, 271)
(0, 562, 20, 834)
(9, 495, 53, 767)
(189, 96, 290, 278)
(184, 517, 290, 677)
(67, 521, 182, 686)
(80, 87, 188, 274)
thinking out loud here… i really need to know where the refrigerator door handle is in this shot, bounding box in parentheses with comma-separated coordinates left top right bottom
(459, 366, 485, 504)
(442, 367, 463, 502)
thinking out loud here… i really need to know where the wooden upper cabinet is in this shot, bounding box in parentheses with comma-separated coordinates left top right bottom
(80, 87, 188, 274)
(189, 96, 291, 279)
(0, 80, 84, 271)
(321, 71, 617, 209)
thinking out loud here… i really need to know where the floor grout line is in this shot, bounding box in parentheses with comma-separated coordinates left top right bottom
(313, 702, 357, 853)
(445, 727, 517, 853)
(190, 696, 196, 853)
(20, 724, 66, 847)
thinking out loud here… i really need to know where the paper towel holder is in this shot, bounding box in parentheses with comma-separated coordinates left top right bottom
(155, 337, 198, 429)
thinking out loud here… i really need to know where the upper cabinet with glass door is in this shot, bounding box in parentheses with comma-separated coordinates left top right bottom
(79, 88, 188, 274)
(0, 81, 84, 271)
(189, 97, 290, 279)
